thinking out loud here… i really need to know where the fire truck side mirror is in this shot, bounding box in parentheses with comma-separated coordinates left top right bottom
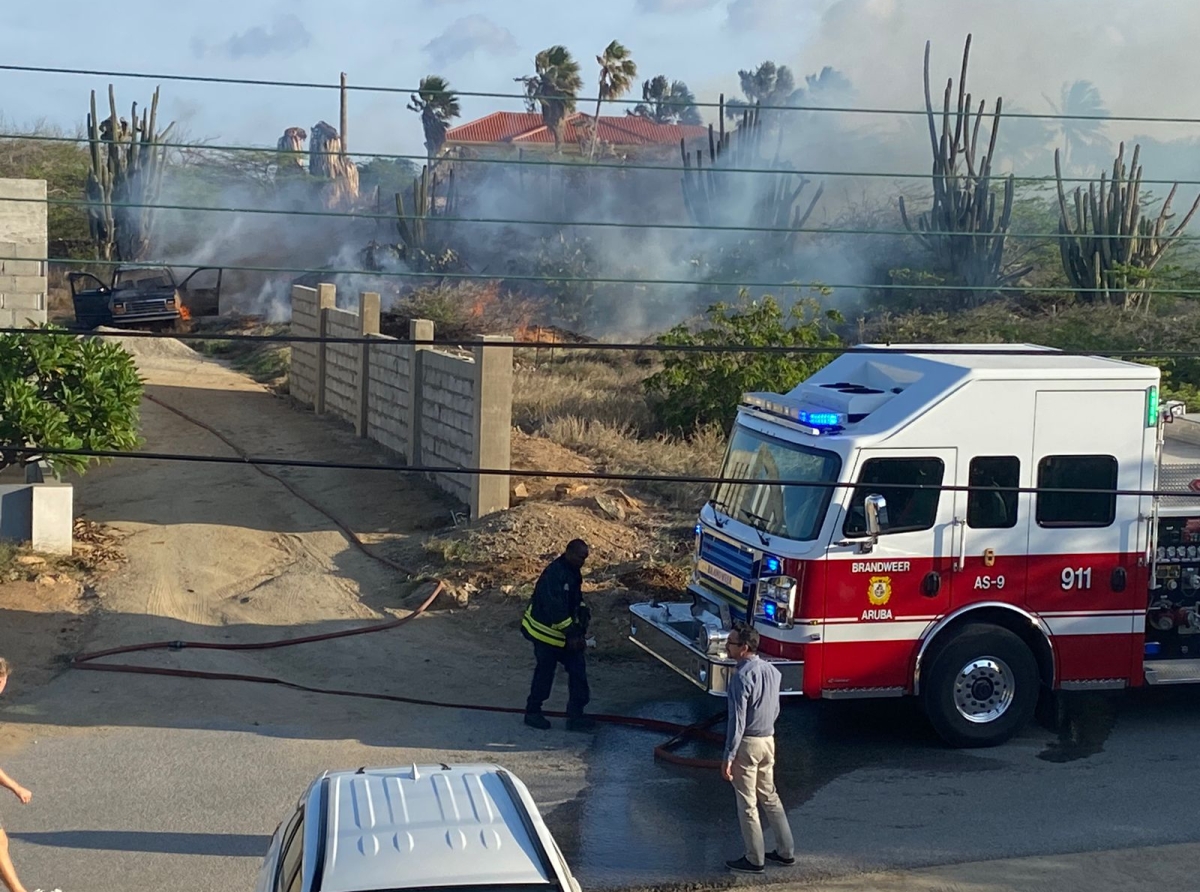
(865, 494, 888, 540)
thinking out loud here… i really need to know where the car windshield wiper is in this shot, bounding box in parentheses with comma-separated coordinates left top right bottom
(739, 510, 772, 546)
(707, 498, 730, 528)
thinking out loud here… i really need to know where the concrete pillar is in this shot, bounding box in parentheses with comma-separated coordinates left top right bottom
(408, 319, 434, 464)
(356, 292, 380, 438)
(30, 484, 73, 555)
(472, 334, 514, 519)
(314, 283, 336, 416)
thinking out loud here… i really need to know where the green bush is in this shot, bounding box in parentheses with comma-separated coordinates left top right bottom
(644, 291, 843, 433)
(0, 327, 144, 476)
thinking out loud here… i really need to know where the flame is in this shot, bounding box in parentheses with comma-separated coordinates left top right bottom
(178, 304, 192, 321)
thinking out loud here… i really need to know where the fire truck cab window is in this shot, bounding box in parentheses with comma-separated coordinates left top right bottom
(967, 456, 1020, 529)
(1036, 454, 1118, 527)
(844, 458, 944, 537)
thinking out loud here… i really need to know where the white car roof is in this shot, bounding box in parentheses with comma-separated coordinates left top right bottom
(314, 764, 561, 892)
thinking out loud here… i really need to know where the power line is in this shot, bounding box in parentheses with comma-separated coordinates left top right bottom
(8, 326, 1200, 361)
(6, 131, 1200, 188)
(5, 193, 1200, 243)
(11, 253, 1200, 297)
(5, 444, 1194, 499)
(0, 62, 1189, 124)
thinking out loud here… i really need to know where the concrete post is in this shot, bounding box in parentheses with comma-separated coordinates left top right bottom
(314, 283, 336, 415)
(408, 318, 434, 464)
(356, 291, 380, 438)
(30, 484, 73, 555)
(472, 334, 514, 519)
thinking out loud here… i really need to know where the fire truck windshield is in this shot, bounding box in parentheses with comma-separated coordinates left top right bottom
(711, 424, 842, 541)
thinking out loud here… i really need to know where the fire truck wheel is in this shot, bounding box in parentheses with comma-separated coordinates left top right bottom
(922, 624, 1039, 748)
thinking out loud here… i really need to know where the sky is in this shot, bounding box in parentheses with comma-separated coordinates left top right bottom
(3, 0, 1200, 162)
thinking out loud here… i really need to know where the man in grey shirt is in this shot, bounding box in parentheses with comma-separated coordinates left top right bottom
(721, 622, 795, 874)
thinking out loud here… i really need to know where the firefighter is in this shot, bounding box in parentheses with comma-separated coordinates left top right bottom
(521, 539, 594, 731)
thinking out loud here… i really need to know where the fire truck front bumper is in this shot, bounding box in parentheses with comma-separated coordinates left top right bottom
(628, 601, 804, 696)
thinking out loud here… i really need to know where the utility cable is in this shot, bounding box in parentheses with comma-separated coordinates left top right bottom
(6, 443, 1198, 499)
(5, 131, 1197, 186)
(6, 193, 1200, 243)
(0, 62, 1184, 124)
(11, 252, 1200, 296)
(8, 326, 1200, 361)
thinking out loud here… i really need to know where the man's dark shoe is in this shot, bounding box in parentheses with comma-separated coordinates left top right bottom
(765, 851, 796, 866)
(524, 713, 551, 730)
(565, 716, 597, 732)
(725, 857, 764, 874)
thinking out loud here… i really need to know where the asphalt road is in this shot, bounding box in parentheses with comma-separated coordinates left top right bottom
(7, 668, 1200, 892)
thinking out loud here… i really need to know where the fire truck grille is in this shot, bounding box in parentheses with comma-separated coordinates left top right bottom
(699, 532, 756, 580)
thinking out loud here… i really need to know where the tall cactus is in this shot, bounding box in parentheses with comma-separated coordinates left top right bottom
(898, 36, 1029, 296)
(1055, 142, 1200, 313)
(85, 85, 174, 263)
(395, 165, 460, 272)
(680, 94, 823, 259)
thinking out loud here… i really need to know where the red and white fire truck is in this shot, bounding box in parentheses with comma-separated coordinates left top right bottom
(629, 343, 1200, 747)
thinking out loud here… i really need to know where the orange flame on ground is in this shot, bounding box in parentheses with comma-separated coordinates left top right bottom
(178, 304, 192, 321)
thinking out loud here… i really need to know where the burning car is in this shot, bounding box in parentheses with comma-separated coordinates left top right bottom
(68, 265, 223, 330)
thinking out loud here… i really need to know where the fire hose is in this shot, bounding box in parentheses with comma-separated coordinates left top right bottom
(66, 391, 727, 769)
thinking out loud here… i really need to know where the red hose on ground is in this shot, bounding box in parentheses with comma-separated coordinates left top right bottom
(70, 581, 725, 768)
(73, 393, 726, 768)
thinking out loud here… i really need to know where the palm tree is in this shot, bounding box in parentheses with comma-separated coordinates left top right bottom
(1043, 80, 1109, 170)
(406, 75, 461, 160)
(515, 46, 584, 153)
(588, 40, 637, 160)
(726, 61, 795, 129)
(629, 75, 702, 126)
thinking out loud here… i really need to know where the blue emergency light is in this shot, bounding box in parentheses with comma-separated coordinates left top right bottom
(763, 556, 782, 575)
(763, 601, 777, 621)
(741, 393, 846, 432)
(797, 410, 842, 428)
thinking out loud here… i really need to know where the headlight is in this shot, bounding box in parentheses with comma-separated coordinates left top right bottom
(697, 625, 730, 656)
(762, 575, 797, 604)
(757, 575, 797, 628)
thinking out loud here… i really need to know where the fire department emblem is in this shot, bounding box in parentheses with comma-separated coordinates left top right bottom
(868, 576, 892, 606)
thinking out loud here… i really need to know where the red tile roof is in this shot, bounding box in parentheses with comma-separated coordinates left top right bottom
(446, 111, 708, 147)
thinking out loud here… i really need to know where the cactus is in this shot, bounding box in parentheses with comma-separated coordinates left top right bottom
(394, 165, 461, 273)
(680, 94, 823, 259)
(1055, 142, 1200, 313)
(898, 35, 1029, 297)
(85, 85, 174, 262)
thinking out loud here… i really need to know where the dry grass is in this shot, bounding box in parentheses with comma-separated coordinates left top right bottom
(514, 350, 726, 508)
(541, 417, 724, 506)
(513, 351, 656, 433)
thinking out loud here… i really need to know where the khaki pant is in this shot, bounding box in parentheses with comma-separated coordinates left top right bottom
(732, 735, 794, 866)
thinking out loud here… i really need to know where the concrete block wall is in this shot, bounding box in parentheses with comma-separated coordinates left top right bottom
(323, 306, 363, 426)
(419, 349, 476, 505)
(0, 179, 48, 328)
(288, 285, 513, 519)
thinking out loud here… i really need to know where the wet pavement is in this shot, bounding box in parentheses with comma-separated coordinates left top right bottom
(551, 685, 1200, 888)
